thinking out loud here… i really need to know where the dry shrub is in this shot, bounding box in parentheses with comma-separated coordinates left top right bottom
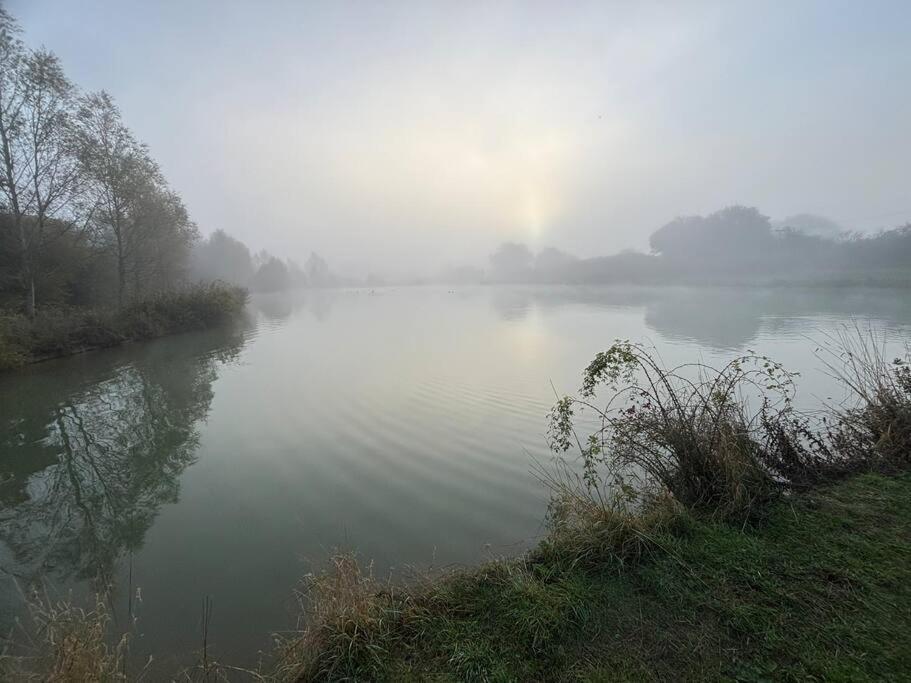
(548, 329, 911, 525)
(271, 553, 410, 682)
(0, 589, 131, 682)
(547, 341, 796, 522)
(759, 410, 845, 487)
(819, 325, 911, 472)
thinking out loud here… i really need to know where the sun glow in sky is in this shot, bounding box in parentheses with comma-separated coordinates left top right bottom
(11, 0, 911, 277)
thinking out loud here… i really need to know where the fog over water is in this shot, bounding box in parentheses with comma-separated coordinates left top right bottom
(2, 1, 911, 676)
(1, 286, 910, 670)
(9, 0, 911, 277)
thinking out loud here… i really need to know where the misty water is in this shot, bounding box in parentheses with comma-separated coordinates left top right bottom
(2, 285, 910, 670)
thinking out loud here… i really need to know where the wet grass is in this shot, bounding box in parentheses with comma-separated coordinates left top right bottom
(291, 473, 910, 681)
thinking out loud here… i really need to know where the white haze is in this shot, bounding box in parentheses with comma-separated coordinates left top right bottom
(11, 0, 911, 278)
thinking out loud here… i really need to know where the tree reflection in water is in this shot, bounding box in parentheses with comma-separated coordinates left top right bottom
(0, 325, 247, 590)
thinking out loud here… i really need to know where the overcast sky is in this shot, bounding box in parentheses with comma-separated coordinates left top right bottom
(8, 0, 911, 277)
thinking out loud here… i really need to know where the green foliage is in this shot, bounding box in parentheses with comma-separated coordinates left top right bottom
(119, 283, 248, 337)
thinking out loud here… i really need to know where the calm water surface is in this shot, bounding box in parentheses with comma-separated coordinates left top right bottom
(1, 285, 910, 670)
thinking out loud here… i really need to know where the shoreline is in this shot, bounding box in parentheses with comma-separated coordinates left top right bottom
(281, 472, 910, 681)
(0, 283, 248, 373)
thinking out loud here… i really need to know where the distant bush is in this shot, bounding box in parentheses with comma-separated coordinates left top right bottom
(0, 283, 247, 370)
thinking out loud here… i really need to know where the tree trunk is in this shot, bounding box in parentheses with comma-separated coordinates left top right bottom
(18, 218, 36, 318)
(25, 274, 36, 318)
(118, 256, 126, 309)
(116, 228, 126, 309)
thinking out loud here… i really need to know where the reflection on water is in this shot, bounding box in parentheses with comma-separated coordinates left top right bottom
(485, 285, 911, 349)
(0, 285, 909, 669)
(0, 324, 247, 598)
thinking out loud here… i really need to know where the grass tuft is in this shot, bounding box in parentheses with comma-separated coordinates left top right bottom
(0, 590, 131, 682)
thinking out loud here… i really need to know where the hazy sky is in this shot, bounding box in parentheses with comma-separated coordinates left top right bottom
(9, 0, 911, 276)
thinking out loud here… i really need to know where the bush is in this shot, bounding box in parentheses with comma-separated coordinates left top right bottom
(0, 283, 247, 370)
(547, 331, 911, 523)
(119, 282, 247, 338)
(538, 487, 689, 571)
(820, 326, 911, 472)
(547, 341, 798, 522)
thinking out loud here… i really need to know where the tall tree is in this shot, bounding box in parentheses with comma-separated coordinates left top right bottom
(76, 91, 143, 306)
(0, 10, 83, 315)
(76, 91, 195, 305)
(128, 182, 197, 293)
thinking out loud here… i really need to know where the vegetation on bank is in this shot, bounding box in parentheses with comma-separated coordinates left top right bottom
(1, 328, 909, 681)
(272, 473, 910, 681)
(0, 283, 247, 371)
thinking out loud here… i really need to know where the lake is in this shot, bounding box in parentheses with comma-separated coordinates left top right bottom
(1, 285, 910, 671)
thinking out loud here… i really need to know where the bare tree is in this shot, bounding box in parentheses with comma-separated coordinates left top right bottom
(76, 91, 195, 304)
(76, 91, 147, 306)
(0, 10, 83, 316)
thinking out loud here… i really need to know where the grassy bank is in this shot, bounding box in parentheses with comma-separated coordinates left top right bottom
(280, 473, 910, 681)
(0, 283, 248, 371)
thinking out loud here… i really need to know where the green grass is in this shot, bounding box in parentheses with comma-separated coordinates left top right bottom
(296, 473, 911, 682)
(0, 282, 247, 370)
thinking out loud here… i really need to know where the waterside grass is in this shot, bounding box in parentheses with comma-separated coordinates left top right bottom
(0, 283, 248, 371)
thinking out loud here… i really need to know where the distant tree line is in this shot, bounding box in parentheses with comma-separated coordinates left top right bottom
(0, 9, 330, 319)
(483, 206, 911, 286)
(190, 229, 338, 292)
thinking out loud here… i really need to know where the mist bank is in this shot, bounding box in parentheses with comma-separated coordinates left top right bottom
(5, 0, 908, 300)
(192, 206, 911, 291)
(422, 206, 911, 288)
